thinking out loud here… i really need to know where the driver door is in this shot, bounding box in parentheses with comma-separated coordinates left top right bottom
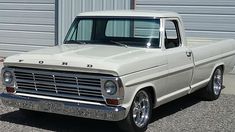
(161, 19, 194, 102)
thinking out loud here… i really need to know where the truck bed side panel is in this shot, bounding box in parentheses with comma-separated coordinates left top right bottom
(189, 39, 235, 91)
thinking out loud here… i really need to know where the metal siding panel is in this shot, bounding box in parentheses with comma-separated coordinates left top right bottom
(0, 0, 55, 57)
(0, 3, 55, 11)
(182, 15, 235, 24)
(181, 15, 235, 32)
(0, 17, 54, 25)
(58, 0, 131, 44)
(0, 10, 54, 18)
(0, 0, 54, 3)
(136, 0, 235, 6)
(0, 24, 54, 32)
(136, 5, 235, 15)
(0, 44, 46, 51)
(0, 37, 54, 46)
(0, 31, 54, 39)
(0, 50, 23, 57)
(184, 22, 235, 32)
(186, 31, 235, 39)
(136, 0, 235, 39)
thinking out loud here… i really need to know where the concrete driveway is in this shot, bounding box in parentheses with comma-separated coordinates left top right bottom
(223, 73, 235, 95)
(0, 60, 235, 131)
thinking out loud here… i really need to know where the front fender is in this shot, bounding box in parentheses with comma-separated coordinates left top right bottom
(121, 82, 157, 117)
(120, 73, 167, 117)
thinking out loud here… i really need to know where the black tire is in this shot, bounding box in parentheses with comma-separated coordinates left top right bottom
(118, 90, 152, 132)
(199, 67, 223, 101)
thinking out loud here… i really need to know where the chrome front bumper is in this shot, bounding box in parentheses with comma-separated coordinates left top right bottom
(0, 93, 126, 121)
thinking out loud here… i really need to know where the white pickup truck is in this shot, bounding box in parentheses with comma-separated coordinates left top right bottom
(1, 10, 235, 132)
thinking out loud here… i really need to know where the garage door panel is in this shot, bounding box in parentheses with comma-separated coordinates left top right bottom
(0, 3, 55, 11)
(0, 0, 54, 4)
(0, 24, 54, 32)
(136, 0, 235, 6)
(181, 15, 235, 24)
(0, 37, 54, 46)
(0, 0, 55, 57)
(0, 10, 54, 18)
(186, 31, 235, 39)
(184, 23, 235, 32)
(0, 50, 23, 57)
(0, 43, 46, 52)
(0, 30, 54, 40)
(0, 17, 54, 25)
(136, 5, 235, 15)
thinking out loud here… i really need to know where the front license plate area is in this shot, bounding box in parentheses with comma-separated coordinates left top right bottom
(39, 100, 64, 112)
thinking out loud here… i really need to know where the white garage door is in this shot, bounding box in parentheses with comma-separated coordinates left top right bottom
(136, 0, 235, 39)
(0, 0, 56, 57)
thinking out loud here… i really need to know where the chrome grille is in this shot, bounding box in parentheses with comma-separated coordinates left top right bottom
(13, 68, 105, 103)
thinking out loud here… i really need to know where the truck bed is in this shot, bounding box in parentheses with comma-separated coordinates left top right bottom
(187, 37, 235, 75)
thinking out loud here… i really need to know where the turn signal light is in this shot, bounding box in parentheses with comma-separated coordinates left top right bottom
(106, 99, 119, 105)
(6, 87, 15, 93)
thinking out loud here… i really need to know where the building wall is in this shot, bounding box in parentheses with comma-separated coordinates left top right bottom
(58, 0, 131, 44)
(136, 0, 235, 39)
(0, 0, 132, 57)
(2, 0, 233, 57)
(0, 0, 56, 57)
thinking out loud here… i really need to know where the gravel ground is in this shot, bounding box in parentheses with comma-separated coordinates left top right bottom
(0, 92, 235, 132)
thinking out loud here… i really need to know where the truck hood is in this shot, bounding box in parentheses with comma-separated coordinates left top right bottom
(4, 44, 166, 76)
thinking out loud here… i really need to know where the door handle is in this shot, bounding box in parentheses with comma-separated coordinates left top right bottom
(186, 51, 192, 57)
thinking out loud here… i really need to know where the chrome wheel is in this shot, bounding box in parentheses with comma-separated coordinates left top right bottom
(132, 90, 150, 128)
(213, 68, 222, 95)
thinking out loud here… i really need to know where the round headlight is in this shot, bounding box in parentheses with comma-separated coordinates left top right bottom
(3, 71, 13, 84)
(104, 80, 117, 95)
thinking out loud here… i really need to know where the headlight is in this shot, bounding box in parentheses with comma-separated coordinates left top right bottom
(3, 71, 13, 84)
(104, 80, 117, 95)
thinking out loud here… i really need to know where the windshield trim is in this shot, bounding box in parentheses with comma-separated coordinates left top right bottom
(76, 16, 160, 19)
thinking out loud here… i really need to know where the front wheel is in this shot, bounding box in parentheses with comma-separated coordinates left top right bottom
(118, 90, 152, 132)
(200, 67, 223, 101)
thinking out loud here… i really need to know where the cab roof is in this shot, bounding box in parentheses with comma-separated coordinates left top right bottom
(78, 10, 180, 18)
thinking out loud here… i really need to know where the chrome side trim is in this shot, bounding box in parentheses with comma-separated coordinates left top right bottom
(0, 93, 126, 121)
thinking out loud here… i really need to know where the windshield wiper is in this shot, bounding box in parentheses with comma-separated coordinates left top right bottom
(110, 40, 128, 48)
(64, 40, 86, 44)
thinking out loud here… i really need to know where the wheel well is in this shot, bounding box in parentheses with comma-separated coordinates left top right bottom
(142, 87, 156, 106)
(216, 65, 224, 74)
(210, 65, 224, 80)
(220, 65, 224, 73)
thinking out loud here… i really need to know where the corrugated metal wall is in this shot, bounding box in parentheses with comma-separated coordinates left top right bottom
(58, 0, 131, 44)
(136, 0, 235, 39)
(0, 0, 55, 57)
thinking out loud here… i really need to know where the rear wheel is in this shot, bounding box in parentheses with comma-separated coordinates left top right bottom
(199, 67, 223, 101)
(118, 90, 152, 132)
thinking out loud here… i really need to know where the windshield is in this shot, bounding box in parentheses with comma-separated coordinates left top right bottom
(64, 17, 160, 48)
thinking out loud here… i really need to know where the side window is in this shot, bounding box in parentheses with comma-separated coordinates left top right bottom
(165, 20, 181, 49)
(133, 20, 160, 38)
